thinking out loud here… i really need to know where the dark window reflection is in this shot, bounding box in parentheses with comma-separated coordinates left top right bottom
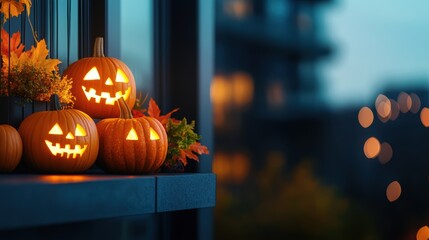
(213, 0, 429, 239)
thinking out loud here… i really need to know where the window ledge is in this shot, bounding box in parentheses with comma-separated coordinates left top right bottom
(0, 173, 216, 230)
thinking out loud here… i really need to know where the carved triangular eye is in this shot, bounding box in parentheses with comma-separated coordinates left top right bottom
(150, 127, 160, 140)
(84, 67, 101, 80)
(75, 124, 87, 137)
(126, 128, 138, 140)
(115, 69, 129, 83)
(49, 123, 63, 135)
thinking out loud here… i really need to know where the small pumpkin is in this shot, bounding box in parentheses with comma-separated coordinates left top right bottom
(0, 124, 22, 172)
(63, 37, 136, 119)
(18, 95, 99, 173)
(97, 98, 168, 174)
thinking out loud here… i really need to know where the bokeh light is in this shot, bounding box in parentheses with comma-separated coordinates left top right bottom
(416, 226, 429, 240)
(386, 181, 401, 202)
(364, 137, 381, 159)
(212, 151, 250, 184)
(420, 107, 429, 127)
(398, 92, 412, 113)
(389, 99, 400, 121)
(410, 93, 421, 114)
(378, 142, 393, 165)
(358, 107, 374, 128)
(231, 72, 254, 108)
(375, 94, 391, 121)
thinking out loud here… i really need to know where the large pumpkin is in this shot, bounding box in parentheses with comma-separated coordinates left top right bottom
(63, 37, 136, 119)
(18, 95, 99, 173)
(0, 124, 22, 172)
(97, 98, 168, 174)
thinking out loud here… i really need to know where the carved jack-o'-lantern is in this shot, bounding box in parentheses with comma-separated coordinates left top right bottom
(63, 37, 136, 119)
(96, 98, 168, 174)
(18, 95, 99, 173)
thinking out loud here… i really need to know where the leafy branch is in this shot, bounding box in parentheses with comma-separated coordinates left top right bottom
(133, 96, 209, 172)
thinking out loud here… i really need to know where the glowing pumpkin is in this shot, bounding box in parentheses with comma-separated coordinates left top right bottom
(18, 95, 99, 173)
(63, 37, 136, 119)
(96, 98, 168, 174)
(0, 124, 22, 172)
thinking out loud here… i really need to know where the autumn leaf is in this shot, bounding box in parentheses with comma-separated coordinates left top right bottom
(190, 142, 209, 155)
(147, 98, 179, 126)
(0, 0, 31, 22)
(173, 143, 209, 166)
(21, 0, 31, 16)
(148, 98, 161, 117)
(174, 149, 199, 166)
(1, 28, 24, 57)
(30, 39, 60, 72)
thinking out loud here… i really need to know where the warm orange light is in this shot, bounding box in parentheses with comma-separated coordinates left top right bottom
(386, 180, 401, 202)
(398, 92, 412, 113)
(232, 72, 254, 107)
(105, 78, 114, 85)
(150, 127, 160, 140)
(126, 128, 138, 140)
(378, 142, 393, 165)
(210, 75, 231, 106)
(376, 96, 391, 120)
(420, 107, 429, 127)
(115, 69, 129, 83)
(212, 151, 250, 184)
(358, 107, 374, 128)
(49, 123, 63, 135)
(84, 67, 101, 80)
(45, 140, 87, 159)
(39, 175, 90, 184)
(416, 226, 429, 240)
(410, 93, 421, 114)
(82, 86, 131, 105)
(213, 152, 232, 183)
(364, 137, 381, 159)
(65, 132, 74, 139)
(75, 124, 87, 137)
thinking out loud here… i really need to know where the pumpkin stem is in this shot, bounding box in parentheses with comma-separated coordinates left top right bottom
(118, 97, 133, 119)
(93, 37, 105, 57)
(49, 94, 62, 111)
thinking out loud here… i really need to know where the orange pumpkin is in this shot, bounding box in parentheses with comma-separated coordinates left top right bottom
(63, 37, 136, 119)
(0, 124, 22, 172)
(18, 95, 99, 173)
(97, 98, 168, 174)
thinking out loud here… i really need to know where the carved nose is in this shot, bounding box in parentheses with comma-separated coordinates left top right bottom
(105, 78, 113, 85)
(66, 132, 74, 139)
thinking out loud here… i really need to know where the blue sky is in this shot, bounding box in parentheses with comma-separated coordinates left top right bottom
(321, 0, 429, 108)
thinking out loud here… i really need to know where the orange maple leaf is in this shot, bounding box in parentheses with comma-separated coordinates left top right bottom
(147, 98, 179, 127)
(173, 142, 209, 166)
(0, 0, 31, 23)
(190, 142, 209, 155)
(1, 28, 24, 57)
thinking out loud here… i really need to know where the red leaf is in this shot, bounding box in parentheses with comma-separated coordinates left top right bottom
(148, 98, 161, 117)
(190, 142, 209, 155)
(173, 150, 189, 166)
(132, 109, 145, 117)
(1, 29, 24, 57)
(147, 98, 179, 127)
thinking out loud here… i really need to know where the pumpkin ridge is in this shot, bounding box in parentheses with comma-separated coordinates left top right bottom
(0, 125, 22, 172)
(147, 118, 160, 171)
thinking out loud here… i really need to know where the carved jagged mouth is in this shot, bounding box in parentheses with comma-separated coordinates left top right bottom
(82, 86, 131, 105)
(45, 140, 88, 159)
